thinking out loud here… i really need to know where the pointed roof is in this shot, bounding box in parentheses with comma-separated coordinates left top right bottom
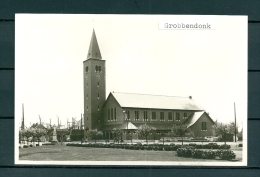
(87, 29, 102, 60)
(184, 112, 215, 128)
(108, 92, 204, 111)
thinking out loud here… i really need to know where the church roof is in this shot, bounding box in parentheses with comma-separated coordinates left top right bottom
(102, 122, 137, 130)
(87, 29, 102, 60)
(110, 92, 204, 111)
(183, 112, 214, 128)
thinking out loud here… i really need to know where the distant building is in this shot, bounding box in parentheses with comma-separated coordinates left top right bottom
(83, 30, 214, 140)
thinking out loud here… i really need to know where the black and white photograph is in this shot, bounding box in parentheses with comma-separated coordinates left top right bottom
(15, 14, 247, 166)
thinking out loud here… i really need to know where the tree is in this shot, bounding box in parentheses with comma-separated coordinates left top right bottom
(212, 121, 239, 144)
(137, 124, 155, 144)
(171, 124, 192, 145)
(20, 129, 34, 145)
(34, 128, 47, 145)
(86, 129, 103, 143)
(112, 128, 123, 144)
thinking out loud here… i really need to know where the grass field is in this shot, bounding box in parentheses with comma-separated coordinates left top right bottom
(19, 144, 242, 162)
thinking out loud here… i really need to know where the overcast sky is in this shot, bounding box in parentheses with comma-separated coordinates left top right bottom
(15, 14, 247, 129)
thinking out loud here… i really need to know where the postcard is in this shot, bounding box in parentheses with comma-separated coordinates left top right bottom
(15, 14, 247, 166)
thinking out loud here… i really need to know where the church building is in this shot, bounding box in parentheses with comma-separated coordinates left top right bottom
(83, 30, 215, 140)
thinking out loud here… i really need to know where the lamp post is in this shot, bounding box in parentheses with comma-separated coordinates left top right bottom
(123, 110, 128, 141)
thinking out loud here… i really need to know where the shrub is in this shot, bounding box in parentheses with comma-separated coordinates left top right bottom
(158, 147, 164, 151)
(152, 146, 158, 151)
(192, 149, 204, 158)
(23, 145, 28, 148)
(164, 145, 171, 151)
(195, 144, 202, 149)
(188, 143, 196, 147)
(19, 146, 21, 149)
(29, 144, 33, 147)
(134, 146, 140, 150)
(36, 144, 39, 146)
(177, 148, 193, 157)
(201, 150, 216, 159)
(216, 150, 236, 160)
(219, 144, 231, 149)
(146, 146, 153, 150)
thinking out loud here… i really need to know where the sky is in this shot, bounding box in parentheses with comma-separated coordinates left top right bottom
(15, 14, 247, 129)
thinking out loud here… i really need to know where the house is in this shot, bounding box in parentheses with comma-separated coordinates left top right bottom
(83, 30, 214, 140)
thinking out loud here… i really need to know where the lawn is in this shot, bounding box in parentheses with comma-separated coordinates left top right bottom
(19, 144, 242, 162)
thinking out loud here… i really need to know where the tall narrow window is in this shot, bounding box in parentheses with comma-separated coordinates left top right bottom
(98, 66, 101, 72)
(152, 112, 156, 120)
(176, 112, 180, 121)
(144, 111, 148, 121)
(98, 93, 99, 99)
(87, 106, 88, 111)
(97, 82, 99, 87)
(160, 112, 164, 121)
(108, 109, 110, 121)
(202, 122, 207, 131)
(95, 65, 98, 72)
(127, 110, 130, 120)
(183, 112, 187, 119)
(98, 105, 100, 111)
(111, 108, 113, 121)
(98, 117, 100, 122)
(135, 111, 139, 121)
(85, 66, 88, 72)
(114, 108, 116, 121)
(168, 112, 172, 121)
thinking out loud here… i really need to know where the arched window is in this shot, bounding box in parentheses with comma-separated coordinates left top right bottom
(98, 66, 101, 72)
(95, 65, 98, 72)
(85, 66, 88, 72)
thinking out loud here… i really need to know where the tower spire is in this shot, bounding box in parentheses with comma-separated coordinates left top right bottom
(87, 29, 102, 60)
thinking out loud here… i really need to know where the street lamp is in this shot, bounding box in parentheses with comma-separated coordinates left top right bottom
(122, 110, 128, 141)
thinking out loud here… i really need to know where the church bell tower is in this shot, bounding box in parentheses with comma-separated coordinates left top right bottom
(83, 30, 106, 133)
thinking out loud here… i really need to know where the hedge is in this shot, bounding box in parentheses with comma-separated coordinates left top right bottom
(177, 148, 236, 160)
(66, 143, 231, 151)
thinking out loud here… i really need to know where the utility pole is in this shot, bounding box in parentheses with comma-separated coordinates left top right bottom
(21, 103, 25, 130)
(81, 113, 83, 144)
(234, 102, 237, 142)
(38, 115, 42, 125)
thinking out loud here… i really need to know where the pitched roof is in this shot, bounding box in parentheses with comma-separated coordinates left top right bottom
(184, 112, 214, 128)
(31, 123, 46, 129)
(87, 29, 102, 60)
(102, 122, 174, 131)
(110, 92, 204, 111)
(102, 122, 137, 130)
(133, 123, 173, 130)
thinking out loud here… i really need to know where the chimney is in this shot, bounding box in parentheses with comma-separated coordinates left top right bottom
(189, 96, 192, 99)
